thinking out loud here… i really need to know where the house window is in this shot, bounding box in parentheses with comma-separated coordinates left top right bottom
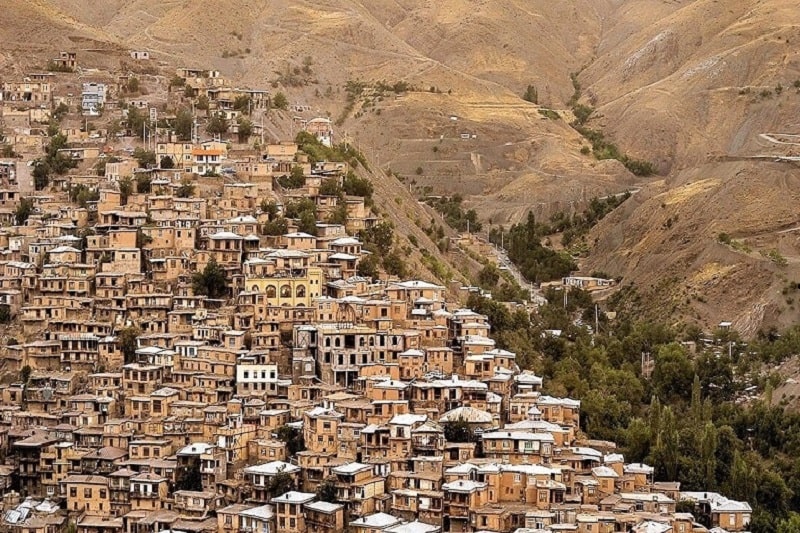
(84, 488, 92, 498)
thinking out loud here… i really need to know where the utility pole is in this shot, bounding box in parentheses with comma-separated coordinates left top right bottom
(595, 304, 599, 334)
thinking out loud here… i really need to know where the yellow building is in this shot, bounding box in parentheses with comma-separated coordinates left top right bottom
(62, 474, 111, 515)
(244, 258, 324, 307)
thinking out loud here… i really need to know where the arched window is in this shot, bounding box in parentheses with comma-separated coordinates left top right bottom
(335, 337, 341, 348)
(280, 284, 291, 298)
(296, 285, 306, 298)
(251, 285, 259, 292)
(265, 285, 277, 298)
(325, 338, 331, 347)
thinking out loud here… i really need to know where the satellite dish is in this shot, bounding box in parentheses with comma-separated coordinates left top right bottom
(41, 386, 53, 402)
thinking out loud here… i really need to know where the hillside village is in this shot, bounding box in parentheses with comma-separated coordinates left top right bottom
(0, 52, 754, 533)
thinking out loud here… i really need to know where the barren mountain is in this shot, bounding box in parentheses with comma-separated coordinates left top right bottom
(6, 0, 800, 331)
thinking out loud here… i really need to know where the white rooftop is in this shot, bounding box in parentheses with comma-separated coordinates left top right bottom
(350, 512, 402, 528)
(442, 479, 487, 492)
(244, 461, 299, 475)
(386, 521, 440, 533)
(389, 414, 427, 426)
(209, 231, 242, 240)
(271, 491, 315, 504)
(332, 462, 371, 475)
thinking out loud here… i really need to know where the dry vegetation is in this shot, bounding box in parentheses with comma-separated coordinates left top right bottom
(5, 0, 800, 329)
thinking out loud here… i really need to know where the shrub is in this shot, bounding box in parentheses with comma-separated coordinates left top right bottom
(572, 104, 594, 125)
(273, 92, 289, 110)
(539, 109, 560, 120)
(523, 84, 538, 104)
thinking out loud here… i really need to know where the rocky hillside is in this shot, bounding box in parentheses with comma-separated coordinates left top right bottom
(6, 0, 800, 331)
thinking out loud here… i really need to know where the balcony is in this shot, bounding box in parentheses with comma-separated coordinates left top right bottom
(447, 506, 470, 518)
(131, 492, 159, 499)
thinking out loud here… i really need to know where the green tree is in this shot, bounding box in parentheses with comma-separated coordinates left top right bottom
(133, 148, 156, 168)
(443, 418, 474, 443)
(176, 178, 196, 198)
(359, 221, 394, 255)
(136, 174, 152, 194)
(275, 425, 306, 455)
(233, 95, 252, 114)
(478, 264, 500, 289)
(382, 249, 407, 278)
(342, 171, 374, 199)
(33, 161, 50, 190)
(266, 469, 294, 499)
(316, 476, 338, 503)
(117, 326, 141, 364)
(298, 210, 318, 235)
(690, 374, 703, 422)
(176, 461, 203, 491)
(572, 104, 594, 125)
(262, 217, 289, 236)
(53, 102, 70, 120)
(126, 77, 140, 93)
(192, 258, 228, 299)
(196, 95, 210, 110)
(652, 406, 680, 481)
(623, 417, 651, 463)
(19, 365, 32, 384)
(14, 197, 34, 225)
(206, 113, 229, 136)
(319, 179, 343, 197)
(261, 200, 279, 219)
(727, 451, 757, 505)
(160, 155, 175, 169)
(69, 184, 99, 208)
(652, 344, 694, 403)
(273, 91, 289, 110)
(777, 513, 800, 533)
(356, 254, 379, 279)
(523, 84, 538, 104)
(236, 117, 253, 143)
(285, 198, 316, 219)
(700, 422, 718, 490)
(127, 106, 146, 138)
(118, 177, 134, 205)
(327, 203, 348, 225)
(278, 165, 306, 189)
(0, 305, 11, 324)
(174, 108, 193, 141)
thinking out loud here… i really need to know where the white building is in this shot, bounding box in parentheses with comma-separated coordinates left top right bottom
(236, 361, 280, 396)
(81, 83, 107, 115)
